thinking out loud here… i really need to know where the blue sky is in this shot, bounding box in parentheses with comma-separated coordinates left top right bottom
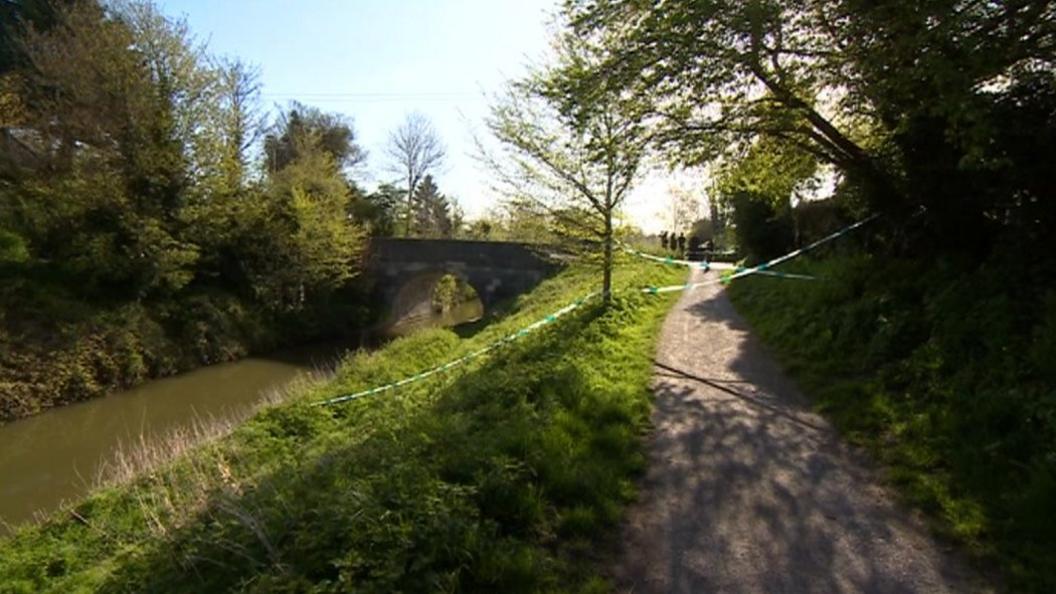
(157, 0, 675, 231)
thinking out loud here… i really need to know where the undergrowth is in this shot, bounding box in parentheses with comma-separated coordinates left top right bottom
(0, 258, 684, 593)
(0, 279, 373, 422)
(729, 251, 1056, 592)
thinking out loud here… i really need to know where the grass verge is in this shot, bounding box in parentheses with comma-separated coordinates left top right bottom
(728, 252, 1056, 592)
(0, 257, 684, 593)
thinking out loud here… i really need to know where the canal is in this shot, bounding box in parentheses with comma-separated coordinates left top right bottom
(0, 298, 483, 533)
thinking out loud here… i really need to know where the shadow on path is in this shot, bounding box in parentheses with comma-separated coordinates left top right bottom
(613, 274, 987, 594)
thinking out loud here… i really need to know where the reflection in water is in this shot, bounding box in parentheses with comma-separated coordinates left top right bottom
(388, 299, 484, 337)
(0, 296, 484, 533)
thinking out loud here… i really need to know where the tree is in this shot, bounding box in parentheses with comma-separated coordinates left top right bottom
(4, 0, 200, 296)
(213, 58, 262, 192)
(0, 0, 369, 305)
(385, 112, 445, 236)
(0, 0, 75, 75)
(665, 183, 703, 234)
(242, 144, 366, 311)
(568, 0, 1056, 252)
(350, 183, 401, 237)
(464, 217, 495, 240)
(449, 201, 465, 238)
(713, 136, 819, 247)
(485, 31, 648, 303)
(264, 102, 366, 174)
(411, 174, 460, 238)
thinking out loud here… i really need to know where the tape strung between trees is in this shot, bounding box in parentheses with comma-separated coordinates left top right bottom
(315, 214, 879, 407)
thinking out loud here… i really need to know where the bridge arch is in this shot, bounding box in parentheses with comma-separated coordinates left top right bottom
(388, 268, 483, 324)
(365, 238, 559, 325)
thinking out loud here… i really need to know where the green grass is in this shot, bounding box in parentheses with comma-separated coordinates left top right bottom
(0, 257, 685, 593)
(728, 252, 1056, 592)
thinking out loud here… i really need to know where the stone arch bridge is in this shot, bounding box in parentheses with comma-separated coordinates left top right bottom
(365, 238, 561, 322)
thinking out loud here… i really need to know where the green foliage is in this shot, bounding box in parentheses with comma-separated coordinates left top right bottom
(568, 0, 1056, 252)
(0, 1, 370, 418)
(0, 260, 685, 592)
(430, 273, 460, 313)
(412, 174, 460, 238)
(351, 182, 401, 236)
(264, 102, 366, 173)
(729, 252, 1056, 591)
(467, 201, 558, 244)
(487, 29, 650, 300)
(0, 229, 28, 264)
(250, 147, 366, 311)
(729, 191, 794, 262)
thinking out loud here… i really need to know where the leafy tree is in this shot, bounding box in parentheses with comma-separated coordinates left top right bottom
(568, 0, 1056, 253)
(0, 0, 365, 305)
(450, 201, 465, 238)
(0, 0, 75, 75)
(463, 218, 494, 240)
(350, 182, 402, 237)
(243, 145, 366, 311)
(2, 0, 199, 296)
(210, 58, 263, 193)
(486, 31, 648, 302)
(713, 136, 819, 249)
(385, 112, 445, 236)
(411, 174, 459, 238)
(264, 102, 366, 174)
(0, 228, 28, 264)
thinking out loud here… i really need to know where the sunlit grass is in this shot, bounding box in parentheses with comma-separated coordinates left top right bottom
(0, 257, 684, 593)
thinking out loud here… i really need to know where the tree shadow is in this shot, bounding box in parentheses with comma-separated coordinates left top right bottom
(614, 282, 982, 593)
(91, 303, 609, 592)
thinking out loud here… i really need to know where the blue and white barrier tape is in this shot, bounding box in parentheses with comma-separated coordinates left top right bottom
(315, 292, 600, 407)
(317, 215, 876, 407)
(625, 214, 877, 277)
(619, 244, 738, 271)
(640, 213, 877, 293)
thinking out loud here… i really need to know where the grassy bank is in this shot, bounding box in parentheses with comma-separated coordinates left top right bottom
(728, 253, 1056, 592)
(0, 258, 684, 593)
(0, 278, 372, 423)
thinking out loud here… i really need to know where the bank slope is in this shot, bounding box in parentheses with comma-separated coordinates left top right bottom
(0, 258, 684, 593)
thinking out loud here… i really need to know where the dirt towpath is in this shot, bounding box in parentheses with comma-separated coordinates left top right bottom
(614, 271, 989, 593)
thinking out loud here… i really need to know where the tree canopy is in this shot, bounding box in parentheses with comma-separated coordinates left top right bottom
(0, 0, 367, 308)
(486, 29, 649, 300)
(568, 0, 1056, 253)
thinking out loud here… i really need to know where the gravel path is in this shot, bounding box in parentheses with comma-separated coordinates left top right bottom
(614, 271, 990, 593)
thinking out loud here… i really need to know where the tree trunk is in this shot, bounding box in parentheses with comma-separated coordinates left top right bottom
(602, 210, 613, 306)
(406, 174, 414, 237)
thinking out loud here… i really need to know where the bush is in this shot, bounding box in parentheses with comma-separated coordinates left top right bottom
(729, 191, 794, 262)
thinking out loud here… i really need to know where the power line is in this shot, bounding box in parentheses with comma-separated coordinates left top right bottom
(261, 91, 483, 103)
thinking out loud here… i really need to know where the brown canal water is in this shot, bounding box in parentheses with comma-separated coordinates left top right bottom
(0, 300, 483, 534)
